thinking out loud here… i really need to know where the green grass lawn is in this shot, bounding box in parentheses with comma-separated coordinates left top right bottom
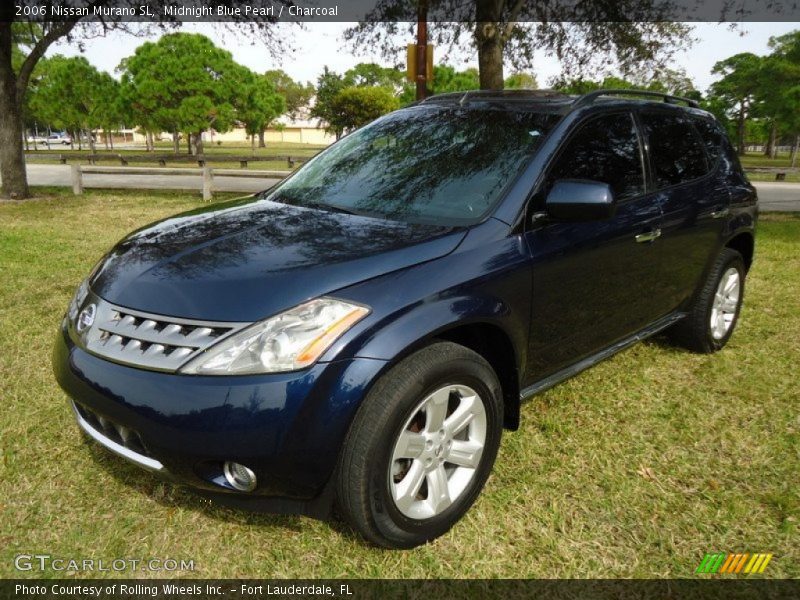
(740, 152, 800, 182)
(0, 190, 798, 578)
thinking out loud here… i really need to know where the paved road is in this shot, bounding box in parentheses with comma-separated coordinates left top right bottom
(14, 164, 800, 211)
(753, 182, 800, 212)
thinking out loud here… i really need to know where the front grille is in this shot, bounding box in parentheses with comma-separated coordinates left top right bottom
(76, 294, 247, 372)
(74, 402, 149, 457)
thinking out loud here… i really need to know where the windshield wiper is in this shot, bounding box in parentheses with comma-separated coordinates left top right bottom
(301, 201, 363, 216)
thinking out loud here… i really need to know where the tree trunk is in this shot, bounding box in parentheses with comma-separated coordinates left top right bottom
(792, 134, 800, 169)
(0, 26, 30, 199)
(258, 130, 266, 148)
(764, 121, 777, 158)
(186, 133, 192, 155)
(146, 131, 154, 152)
(251, 134, 255, 153)
(76, 129, 82, 151)
(87, 129, 96, 154)
(476, 26, 504, 89)
(109, 132, 114, 151)
(172, 131, 179, 154)
(474, 0, 505, 90)
(103, 131, 110, 151)
(193, 131, 204, 156)
(737, 101, 746, 156)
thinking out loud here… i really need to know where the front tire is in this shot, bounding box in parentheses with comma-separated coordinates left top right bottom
(336, 342, 503, 548)
(669, 248, 746, 353)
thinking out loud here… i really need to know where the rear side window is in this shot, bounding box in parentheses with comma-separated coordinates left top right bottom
(548, 112, 645, 201)
(692, 117, 725, 165)
(641, 113, 708, 188)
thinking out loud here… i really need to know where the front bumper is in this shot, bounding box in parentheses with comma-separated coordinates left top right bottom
(53, 326, 387, 515)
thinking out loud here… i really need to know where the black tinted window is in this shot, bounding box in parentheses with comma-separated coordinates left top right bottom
(692, 117, 725, 165)
(642, 113, 708, 187)
(548, 113, 644, 201)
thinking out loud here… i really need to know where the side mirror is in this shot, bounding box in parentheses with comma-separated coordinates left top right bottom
(545, 179, 616, 221)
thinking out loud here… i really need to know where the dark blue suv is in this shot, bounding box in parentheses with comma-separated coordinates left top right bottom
(54, 89, 757, 548)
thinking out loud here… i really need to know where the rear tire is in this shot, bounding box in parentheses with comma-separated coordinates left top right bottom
(669, 248, 745, 353)
(336, 342, 503, 548)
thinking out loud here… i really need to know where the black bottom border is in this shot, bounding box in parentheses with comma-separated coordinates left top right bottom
(2, 579, 800, 600)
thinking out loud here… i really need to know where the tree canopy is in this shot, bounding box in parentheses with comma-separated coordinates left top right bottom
(236, 69, 286, 150)
(118, 33, 244, 154)
(263, 69, 314, 120)
(27, 55, 119, 151)
(346, 1, 692, 89)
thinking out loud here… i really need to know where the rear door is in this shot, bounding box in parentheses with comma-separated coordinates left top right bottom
(639, 111, 729, 312)
(523, 111, 663, 381)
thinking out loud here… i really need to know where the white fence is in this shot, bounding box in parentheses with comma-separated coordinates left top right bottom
(69, 165, 289, 200)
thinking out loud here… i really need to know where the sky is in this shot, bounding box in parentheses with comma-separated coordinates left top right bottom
(49, 22, 800, 93)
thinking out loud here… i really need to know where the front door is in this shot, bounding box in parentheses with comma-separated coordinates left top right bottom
(523, 112, 663, 382)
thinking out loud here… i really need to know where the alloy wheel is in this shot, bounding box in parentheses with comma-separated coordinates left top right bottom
(710, 267, 740, 340)
(388, 384, 487, 520)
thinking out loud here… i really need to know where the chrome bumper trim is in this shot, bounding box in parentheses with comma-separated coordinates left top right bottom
(71, 402, 164, 472)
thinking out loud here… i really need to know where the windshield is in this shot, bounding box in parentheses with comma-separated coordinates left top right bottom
(265, 106, 560, 226)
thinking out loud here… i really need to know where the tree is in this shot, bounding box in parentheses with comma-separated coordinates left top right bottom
(310, 67, 348, 138)
(556, 70, 697, 97)
(328, 86, 399, 133)
(264, 70, 313, 118)
(236, 68, 286, 152)
(27, 55, 116, 153)
(118, 33, 243, 156)
(709, 53, 763, 155)
(504, 72, 537, 89)
(343, 62, 406, 93)
(765, 31, 800, 166)
(312, 63, 407, 136)
(395, 64, 479, 103)
(346, 2, 692, 90)
(1, 4, 292, 199)
(262, 69, 313, 147)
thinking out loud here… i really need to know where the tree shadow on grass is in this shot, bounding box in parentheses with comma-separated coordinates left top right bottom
(80, 438, 307, 533)
(82, 439, 386, 547)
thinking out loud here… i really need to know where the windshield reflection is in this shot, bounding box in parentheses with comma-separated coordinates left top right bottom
(266, 106, 560, 225)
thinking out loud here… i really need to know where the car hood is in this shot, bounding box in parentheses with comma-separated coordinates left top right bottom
(90, 197, 465, 322)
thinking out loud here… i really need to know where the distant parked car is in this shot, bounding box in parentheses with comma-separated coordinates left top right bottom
(26, 133, 72, 146)
(49, 134, 72, 145)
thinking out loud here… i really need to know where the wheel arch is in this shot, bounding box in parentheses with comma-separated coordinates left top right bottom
(434, 323, 521, 431)
(725, 231, 754, 272)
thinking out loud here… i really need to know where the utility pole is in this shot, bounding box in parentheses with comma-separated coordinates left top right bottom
(415, 0, 429, 101)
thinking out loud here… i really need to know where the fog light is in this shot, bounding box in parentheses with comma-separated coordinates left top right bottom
(223, 461, 257, 492)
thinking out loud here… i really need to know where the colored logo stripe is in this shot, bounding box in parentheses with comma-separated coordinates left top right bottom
(696, 553, 773, 574)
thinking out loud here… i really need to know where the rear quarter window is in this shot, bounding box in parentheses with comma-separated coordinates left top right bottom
(692, 117, 725, 165)
(641, 112, 709, 188)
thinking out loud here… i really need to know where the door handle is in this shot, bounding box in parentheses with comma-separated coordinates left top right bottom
(710, 207, 730, 219)
(635, 228, 661, 243)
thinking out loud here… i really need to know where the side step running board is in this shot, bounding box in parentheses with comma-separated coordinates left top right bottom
(519, 311, 686, 401)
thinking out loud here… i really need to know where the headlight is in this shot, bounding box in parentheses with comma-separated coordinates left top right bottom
(66, 277, 90, 323)
(179, 297, 370, 375)
(66, 259, 104, 323)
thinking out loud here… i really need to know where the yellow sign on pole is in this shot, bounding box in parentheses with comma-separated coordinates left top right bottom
(406, 44, 434, 82)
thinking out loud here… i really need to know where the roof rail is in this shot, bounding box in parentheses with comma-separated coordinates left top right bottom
(418, 89, 573, 106)
(573, 89, 700, 109)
